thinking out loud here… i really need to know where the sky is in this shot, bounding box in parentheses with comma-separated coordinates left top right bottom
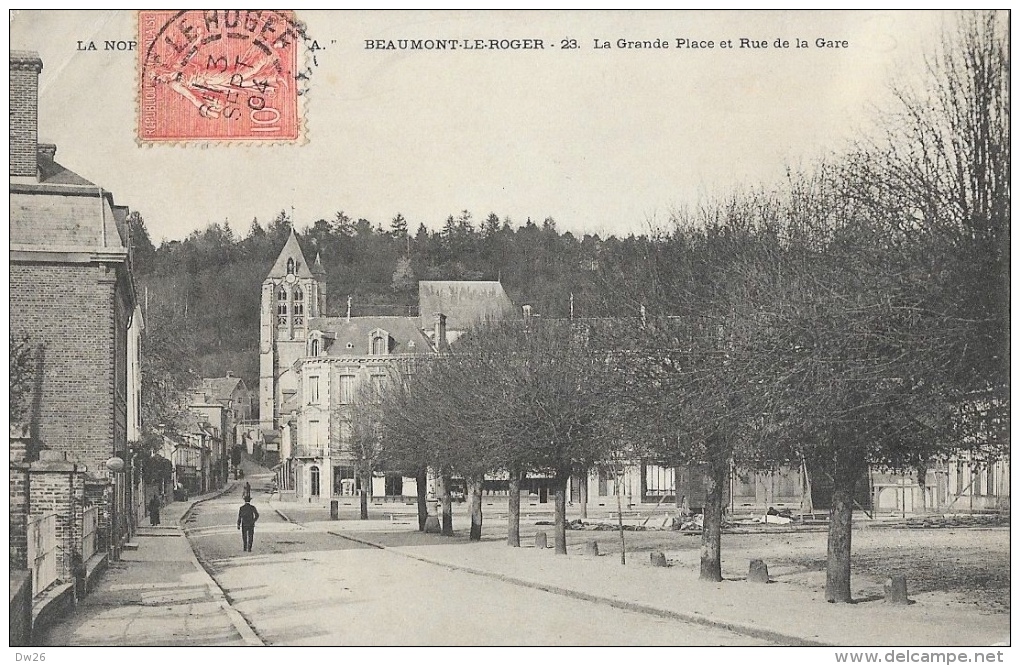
(9, 10, 954, 243)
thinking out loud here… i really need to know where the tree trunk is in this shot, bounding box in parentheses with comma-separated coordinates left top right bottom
(438, 473, 453, 536)
(553, 474, 568, 555)
(825, 451, 862, 603)
(468, 474, 483, 541)
(579, 471, 588, 520)
(507, 472, 522, 547)
(700, 460, 726, 582)
(359, 470, 370, 520)
(415, 468, 428, 532)
(825, 485, 855, 602)
(916, 464, 928, 513)
(675, 466, 683, 509)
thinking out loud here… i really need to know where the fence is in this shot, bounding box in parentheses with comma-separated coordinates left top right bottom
(28, 513, 58, 595)
(82, 505, 101, 560)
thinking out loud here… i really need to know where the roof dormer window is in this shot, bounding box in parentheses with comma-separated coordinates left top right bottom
(369, 328, 390, 356)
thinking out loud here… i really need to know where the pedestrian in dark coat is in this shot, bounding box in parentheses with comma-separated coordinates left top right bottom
(237, 498, 260, 552)
(147, 496, 161, 526)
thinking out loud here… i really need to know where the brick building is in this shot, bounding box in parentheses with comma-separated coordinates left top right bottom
(9, 50, 142, 595)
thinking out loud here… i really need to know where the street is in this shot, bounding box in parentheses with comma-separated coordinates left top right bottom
(186, 477, 771, 646)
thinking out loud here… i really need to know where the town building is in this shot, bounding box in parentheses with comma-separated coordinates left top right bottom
(262, 230, 515, 499)
(10, 50, 143, 632)
(188, 374, 252, 486)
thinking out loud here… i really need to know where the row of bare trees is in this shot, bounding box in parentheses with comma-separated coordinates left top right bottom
(345, 11, 1006, 604)
(376, 319, 620, 554)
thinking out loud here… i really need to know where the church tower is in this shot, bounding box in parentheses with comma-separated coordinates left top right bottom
(260, 228, 324, 430)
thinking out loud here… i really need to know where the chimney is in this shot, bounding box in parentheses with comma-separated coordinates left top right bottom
(10, 51, 43, 180)
(37, 143, 56, 162)
(225, 371, 234, 378)
(433, 313, 447, 350)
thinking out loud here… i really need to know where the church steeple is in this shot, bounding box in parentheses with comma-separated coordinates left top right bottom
(260, 229, 328, 431)
(266, 227, 314, 280)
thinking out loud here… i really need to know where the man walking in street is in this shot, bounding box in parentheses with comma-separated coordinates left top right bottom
(237, 497, 260, 552)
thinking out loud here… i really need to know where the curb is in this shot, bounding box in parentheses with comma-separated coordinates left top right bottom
(267, 498, 824, 647)
(179, 482, 266, 647)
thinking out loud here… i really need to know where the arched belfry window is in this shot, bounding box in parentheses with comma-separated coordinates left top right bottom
(276, 286, 288, 324)
(286, 258, 295, 275)
(293, 286, 304, 317)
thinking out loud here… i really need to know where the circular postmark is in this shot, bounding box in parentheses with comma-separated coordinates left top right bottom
(138, 10, 305, 141)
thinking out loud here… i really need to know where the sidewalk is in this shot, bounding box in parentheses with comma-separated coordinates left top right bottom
(271, 496, 1010, 647)
(38, 485, 261, 647)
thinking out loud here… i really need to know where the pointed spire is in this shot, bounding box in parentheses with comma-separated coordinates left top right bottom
(312, 250, 326, 277)
(266, 227, 314, 279)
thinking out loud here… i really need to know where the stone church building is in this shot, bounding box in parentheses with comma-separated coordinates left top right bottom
(262, 229, 514, 499)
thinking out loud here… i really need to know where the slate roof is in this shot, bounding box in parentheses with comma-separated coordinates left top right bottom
(201, 376, 245, 402)
(308, 316, 432, 356)
(10, 188, 127, 250)
(418, 281, 515, 331)
(10, 145, 128, 251)
(266, 228, 315, 279)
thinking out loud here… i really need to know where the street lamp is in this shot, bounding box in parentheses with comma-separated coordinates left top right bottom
(106, 456, 125, 560)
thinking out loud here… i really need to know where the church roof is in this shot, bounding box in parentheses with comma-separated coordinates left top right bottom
(266, 228, 315, 279)
(418, 281, 515, 331)
(312, 251, 326, 276)
(308, 316, 433, 356)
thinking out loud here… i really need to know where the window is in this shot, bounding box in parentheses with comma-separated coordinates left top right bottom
(310, 339, 319, 356)
(385, 474, 403, 497)
(309, 465, 320, 496)
(293, 287, 304, 316)
(371, 335, 388, 355)
(307, 375, 320, 404)
(286, 258, 295, 275)
(337, 465, 356, 495)
(339, 375, 355, 404)
(276, 286, 288, 325)
(643, 463, 675, 499)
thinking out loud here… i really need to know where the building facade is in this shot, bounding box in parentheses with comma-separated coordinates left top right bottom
(262, 230, 515, 499)
(10, 50, 143, 576)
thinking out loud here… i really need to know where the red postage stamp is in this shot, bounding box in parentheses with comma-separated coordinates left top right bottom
(138, 10, 302, 142)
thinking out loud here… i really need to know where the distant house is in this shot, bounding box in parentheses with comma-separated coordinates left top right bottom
(190, 374, 252, 483)
(162, 412, 220, 495)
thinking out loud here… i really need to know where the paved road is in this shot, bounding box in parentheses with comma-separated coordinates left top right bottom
(186, 478, 771, 646)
